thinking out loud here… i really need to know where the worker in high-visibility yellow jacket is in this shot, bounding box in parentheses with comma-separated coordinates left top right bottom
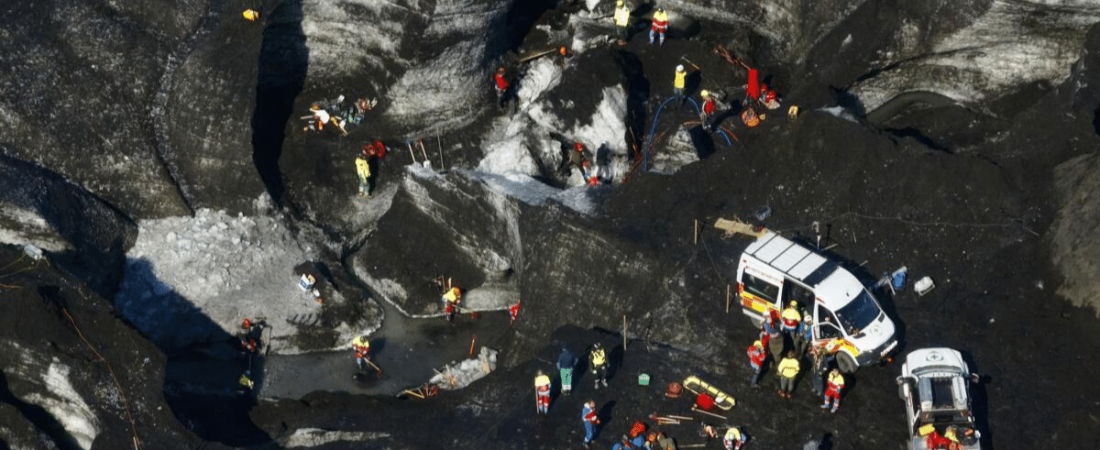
(534, 370, 552, 414)
(724, 427, 747, 450)
(589, 342, 609, 389)
(781, 302, 801, 333)
(355, 147, 371, 197)
(673, 64, 692, 102)
(777, 351, 800, 398)
(822, 368, 845, 413)
(614, 1, 631, 45)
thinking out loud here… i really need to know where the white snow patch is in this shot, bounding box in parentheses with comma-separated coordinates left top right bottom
(114, 209, 343, 354)
(477, 116, 540, 176)
(0, 205, 69, 252)
(517, 58, 564, 110)
(282, 428, 390, 448)
(24, 363, 99, 450)
(0, 347, 100, 450)
(819, 106, 860, 123)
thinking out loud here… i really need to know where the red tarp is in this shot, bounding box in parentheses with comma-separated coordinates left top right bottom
(747, 69, 760, 100)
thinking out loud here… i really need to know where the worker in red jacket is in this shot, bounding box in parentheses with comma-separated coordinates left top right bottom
(700, 90, 718, 131)
(822, 368, 845, 413)
(747, 340, 767, 388)
(581, 400, 601, 448)
(649, 7, 669, 45)
(493, 66, 511, 109)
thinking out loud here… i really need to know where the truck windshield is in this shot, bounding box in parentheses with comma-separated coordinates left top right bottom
(834, 290, 880, 333)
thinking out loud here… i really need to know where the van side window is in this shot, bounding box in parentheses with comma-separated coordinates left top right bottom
(815, 305, 842, 338)
(782, 283, 813, 308)
(743, 273, 779, 303)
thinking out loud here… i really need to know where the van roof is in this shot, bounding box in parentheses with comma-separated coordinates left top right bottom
(744, 232, 836, 286)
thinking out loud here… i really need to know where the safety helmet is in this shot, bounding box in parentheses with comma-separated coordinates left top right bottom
(242, 318, 252, 329)
(804, 315, 812, 322)
(451, 287, 460, 295)
(593, 342, 602, 349)
(575, 142, 584, 151)
(617, 0, 623, 5)
(700, 89, 710, 98)
(790, 301, 798, 308)
(676, 64, 684, 72)
(497, 66, 506, 73)
(753, 340, 762, 348)
(242, 9, 260, 21)
(310, 103, 320, 110)
(537, 369, 544, 376)
(559, 46, 567, 56)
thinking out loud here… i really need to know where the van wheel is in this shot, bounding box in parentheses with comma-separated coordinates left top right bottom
(837, 352, 858, 374)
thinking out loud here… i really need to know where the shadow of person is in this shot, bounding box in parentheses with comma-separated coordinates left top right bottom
(597, 400, 617, 439)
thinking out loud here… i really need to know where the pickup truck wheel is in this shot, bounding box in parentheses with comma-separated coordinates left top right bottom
(837, 352, 858, 374)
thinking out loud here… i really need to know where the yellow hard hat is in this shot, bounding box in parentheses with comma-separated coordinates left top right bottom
(700, 90, 710, 98)
(753, 340, 762, 348)
(617, 0, 623, 5)
(242, 9, 260, 21)
(451, 287, 460, 295)
(790, 301, 797, 307)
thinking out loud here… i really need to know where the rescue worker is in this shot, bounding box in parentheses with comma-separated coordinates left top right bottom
(763, 315, 784, 361)
(534, 370, 552, 414)
(673, 65, 688, 102)
(595, 142, 612, 184)
(649, 7, 669, 45)
(780, 301, 801, 334)
(822, 368, 845, 413)
(777, 351, 800, 398)
(581, 400, 601, 449)
(558, 344, 577, 395)
(493, 66, 511, 109)
(589, 342, 609, 389)
(612, 435, 638, 450)
(724, 427, 747, 450)
(441, 287, 461, 323)
(946, 426, 979, 447)
(700, 90, 717, 131)
(614, 1, 631, 45)
(352, 335, 371, 373)
(654, 431, 676, 450)
(809, 345, 832, 395)
(795, 315, 813, 356)
(304, 104, 330, 132)
(747, 340, 767, 388)
(740, 106, 760, 128)
(566, 141, 591, 180)
(355, 147, 371, 197)
(238, 371, 254, 393)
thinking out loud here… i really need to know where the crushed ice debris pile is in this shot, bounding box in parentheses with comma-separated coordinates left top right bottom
(430, 346, 498, 390)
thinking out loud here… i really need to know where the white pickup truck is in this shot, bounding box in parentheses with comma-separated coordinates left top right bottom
(896, 348, 981, 450)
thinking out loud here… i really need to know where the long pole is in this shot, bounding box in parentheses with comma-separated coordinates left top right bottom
(726, 285, 731, 314)
(469, 334, 477, 359)
(622, 315, 627, 351)
(437, 135, 444, 170)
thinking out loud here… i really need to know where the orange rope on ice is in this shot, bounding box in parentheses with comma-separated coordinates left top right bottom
(62, 308, 143, 449)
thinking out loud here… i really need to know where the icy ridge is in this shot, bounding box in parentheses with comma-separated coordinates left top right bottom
(852, 0, 1100, 111)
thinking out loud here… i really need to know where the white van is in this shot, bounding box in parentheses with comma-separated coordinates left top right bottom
(896, 348, 981, 450)
(735, 231, 897, 372)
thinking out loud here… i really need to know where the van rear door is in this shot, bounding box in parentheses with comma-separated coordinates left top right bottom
(738, 263, 782, 321)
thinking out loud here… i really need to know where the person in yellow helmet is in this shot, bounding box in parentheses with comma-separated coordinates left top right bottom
(614, 1, 631, 45)
(781, 301, 801, 334)
(723, 426, 747, 450)
(822, 368, 845, 413)
(352, 335, 374, 374)
(441, 286, 462, 323)
(238, 371, 254, 394)
(649, 7, 669, 45)
(534, 370, 552, 414)
(747, 339, 767, 387)
(589, 342, 609, 389)
(355, 147, 371, 197)
(777, 351, 800, 398)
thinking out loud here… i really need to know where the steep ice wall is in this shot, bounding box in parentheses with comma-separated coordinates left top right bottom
(850, 1, 1100, 111)
(1, 344, 100, 450)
